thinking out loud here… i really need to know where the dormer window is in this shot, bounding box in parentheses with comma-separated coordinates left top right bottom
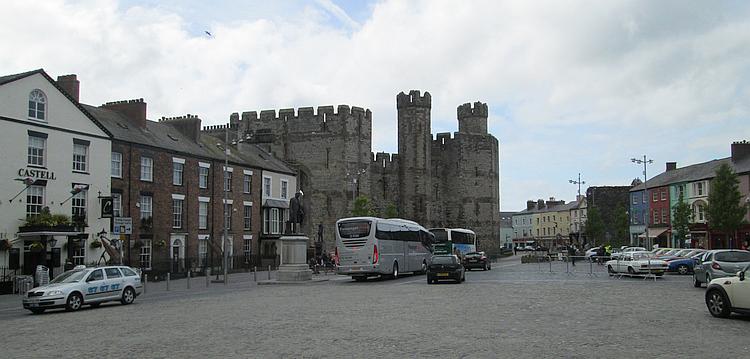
(28, 89, 47, 121)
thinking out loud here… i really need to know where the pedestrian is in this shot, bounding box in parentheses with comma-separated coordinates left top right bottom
(513, 245, 517, 256)
(741, 241, 749, 251)
(568, 245, 577, 266)
(596, 246, 605, 265)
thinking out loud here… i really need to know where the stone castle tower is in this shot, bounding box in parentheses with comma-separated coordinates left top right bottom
(205, 91, 499, 252)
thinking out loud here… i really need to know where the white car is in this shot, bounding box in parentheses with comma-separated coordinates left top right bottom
(605, 251, 668, 276)
(609, 246, 647, 260)
(705, 264, 750, 318)
(22, 265, 143, 314)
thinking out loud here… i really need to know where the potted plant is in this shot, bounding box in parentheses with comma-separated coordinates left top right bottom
(29, 241, 44, 252)
(90, 240, 102, 249)
(155, 239, 167, 248)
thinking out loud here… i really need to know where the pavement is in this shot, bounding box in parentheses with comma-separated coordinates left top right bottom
(1, 254, 748, 358)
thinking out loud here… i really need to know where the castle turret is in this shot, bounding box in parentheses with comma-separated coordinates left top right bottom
(397, 90, 432, 224)
(457, 101, 488, 135)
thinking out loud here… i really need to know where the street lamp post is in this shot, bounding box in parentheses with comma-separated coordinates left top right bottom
(569, 173, 585, 246)
(631, 155, 653, 249)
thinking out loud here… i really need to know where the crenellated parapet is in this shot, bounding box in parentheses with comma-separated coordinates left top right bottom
(457, 101, 488, 119)
(371, 152, 400, 170)
(457, 101, 488, 135)
(397, 90, 431, 109)
(232, 105, 371, 123)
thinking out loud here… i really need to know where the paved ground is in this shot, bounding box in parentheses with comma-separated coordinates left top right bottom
(1, 255, 748, 358)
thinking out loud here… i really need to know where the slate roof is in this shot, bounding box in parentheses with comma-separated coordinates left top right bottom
(198, 135, 296, 175)
(0, 69, 41, 86)
(629, 155, 750, 192)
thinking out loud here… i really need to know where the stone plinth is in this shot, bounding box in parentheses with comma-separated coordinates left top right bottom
(277, 235, 312, 282)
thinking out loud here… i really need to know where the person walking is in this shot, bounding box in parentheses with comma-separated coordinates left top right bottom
(568, 244, 577, 266)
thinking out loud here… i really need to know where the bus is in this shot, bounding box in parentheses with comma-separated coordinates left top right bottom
(428, 228, 477, 257)
(336, 217, 434, 281)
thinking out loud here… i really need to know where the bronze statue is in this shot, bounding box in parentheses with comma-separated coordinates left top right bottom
(288, 190, 304, 233)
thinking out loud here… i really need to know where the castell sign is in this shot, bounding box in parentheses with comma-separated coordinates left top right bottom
(17, 168, 57, 180)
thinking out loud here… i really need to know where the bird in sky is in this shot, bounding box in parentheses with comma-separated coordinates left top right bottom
(205, 31, 212, 37)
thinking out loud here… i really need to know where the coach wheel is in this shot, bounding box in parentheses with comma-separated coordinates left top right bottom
(391, 262, 399, 279)
(420, 261, 427, 275)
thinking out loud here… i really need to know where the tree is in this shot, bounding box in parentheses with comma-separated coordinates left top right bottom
(352, 196, 376, 217)
(706, 163, 748, 248)
(612, 204, 630, 248)
(384, 202, 398, 218)
(672, 192, 693, 248)
(584, 207, 605, 246)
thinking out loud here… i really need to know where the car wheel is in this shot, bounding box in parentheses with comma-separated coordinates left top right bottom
(121, 287, 136, 305)
(627, 267, 636, 275)
(693, 274, 702, 288)
(461, 271, 466, 282)
(427, 278, 433, 284)
(706, 289, 731, 318)
(419, 261, 427, 275)
(488, 264, 491, 271)
(29, 308, 45, 314)
(607, 265, 615, 276)
(677, 264, 690, 275)
(65, 292, 83, 312)
(391, 262, 399, 279)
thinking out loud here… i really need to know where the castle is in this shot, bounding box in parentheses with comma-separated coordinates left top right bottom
(203, 90, 500, 252)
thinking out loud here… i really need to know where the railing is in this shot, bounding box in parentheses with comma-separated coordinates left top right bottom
(520, 255, 663, 280)
(128, 255, 276, 280)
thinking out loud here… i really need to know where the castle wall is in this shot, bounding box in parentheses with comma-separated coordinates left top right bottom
(397, 90, 432, 225)
(369, 152, 400, 216)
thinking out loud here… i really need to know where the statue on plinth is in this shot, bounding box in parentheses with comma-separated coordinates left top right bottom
(288, 190, 304, 234)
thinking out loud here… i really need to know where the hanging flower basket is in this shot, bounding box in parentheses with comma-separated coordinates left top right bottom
(154, 239, 167, 248)
(90, 240, 102, 249)
(29, 242, 44, 252)
(0, 239, 12, 251)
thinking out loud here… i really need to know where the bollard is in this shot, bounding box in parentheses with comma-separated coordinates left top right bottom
(566, 257, 570, 273)
(166, 272, 170, 291)
(254, 266, 257, 282)
(144, 274, 148, 294)
(187, 271, 191, 289)
(549, 256, 552, 273)
(206, 268, 210, 288)
(589, 259, 594, 276)
(268, 265, 271, 280)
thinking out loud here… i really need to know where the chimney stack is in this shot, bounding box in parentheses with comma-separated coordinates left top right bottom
(526, 200, 536, 211)
(102, 99, 147, 128)
(666, 162, 677, 171)
(56, 75, 79, 102)
(731, 141, 750, 162)
(159, 114, 202, 143)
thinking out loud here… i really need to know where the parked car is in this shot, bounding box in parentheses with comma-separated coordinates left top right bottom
(666, 251, 705, 275)
(22, 265, 142, 314)
(610, 247, 647, 260)
(693, 250, 750, 288)
(705, 264, 750, 318)
(464, 251, 491, 271)
(427, 255, 465, 284)
(605, 251, 668, 276)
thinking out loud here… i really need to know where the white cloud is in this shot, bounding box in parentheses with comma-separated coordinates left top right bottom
(1, 0, 749, 211)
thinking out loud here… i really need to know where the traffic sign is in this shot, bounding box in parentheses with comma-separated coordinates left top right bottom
(112, 217, 133, 235)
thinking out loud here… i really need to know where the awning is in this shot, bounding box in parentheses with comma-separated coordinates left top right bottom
(638, 228, 668, 239)
(263, 199, 289, 209)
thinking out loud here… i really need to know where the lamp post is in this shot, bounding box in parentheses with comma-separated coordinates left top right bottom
(345, 168, 366, 210)
(569, 173, 585, 246)
(631, 155, 653, 249)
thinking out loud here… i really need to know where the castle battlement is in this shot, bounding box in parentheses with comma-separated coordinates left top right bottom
(372, 152, 399, 168)
(397, 90, 431, 109)
(201, 123, 238, 132)
(434, 132, 454, 145)
(234, 105, 372, 123)
(457, 101, 488, 119)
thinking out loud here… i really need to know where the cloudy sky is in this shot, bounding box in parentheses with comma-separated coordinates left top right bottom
(2, 0, 750, 211)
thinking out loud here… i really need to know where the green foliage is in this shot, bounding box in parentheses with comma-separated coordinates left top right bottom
(706, 163, 748, 239)
(584, 207, 605, 246)
(672, 191, 693, 248)
(612, 204, 630, 247)
(384, 203, 398, 218)
(89, 240, 102, 249)
(24, 207, 71, 227)
(352, 196, 376, 217)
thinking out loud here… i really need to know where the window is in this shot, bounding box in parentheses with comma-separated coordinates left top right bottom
(73, 142, 88, 172)
(224, 171, 233, 192)
(198, 237, 208, 266)
(652, 192, 658, 202)
(199, 201, 208, 229)
(140, 240, 152, 269)
(281, 180, 288, 199)
(677, 185, 685, 199)
(661, 209, 667, 224)
(244, 175, 252, 194)
(263, 208, 281, 234)
(72, 246, 85, 265)
(87, 269, 104, 282)
(632, 194, 638, 204)
(28, 135, 46, 166)
(243, 236, 252, 263)
(112, 193, 122, 217)
(140, 195, 152, 220)
(28, 89, 46, 120)
(661, 190, 666, 201)
(199, 167, 209, 189)
(71, 186, 87, 222)
(173, 162, 184, 186)
(244, 205, 252, 230)
(105, 268, 122, 279)
(263, 177, 271, 197)
(173, 199, 183, 228)
(694, 203, 706, 222)
(653, 210, 659, 224)
(696, 182, 704, 196)
(111, 152, 122, 177)
(140, 157, 153, 181)
(224, 204, 232, 229)
(26, 185, 45, 217)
